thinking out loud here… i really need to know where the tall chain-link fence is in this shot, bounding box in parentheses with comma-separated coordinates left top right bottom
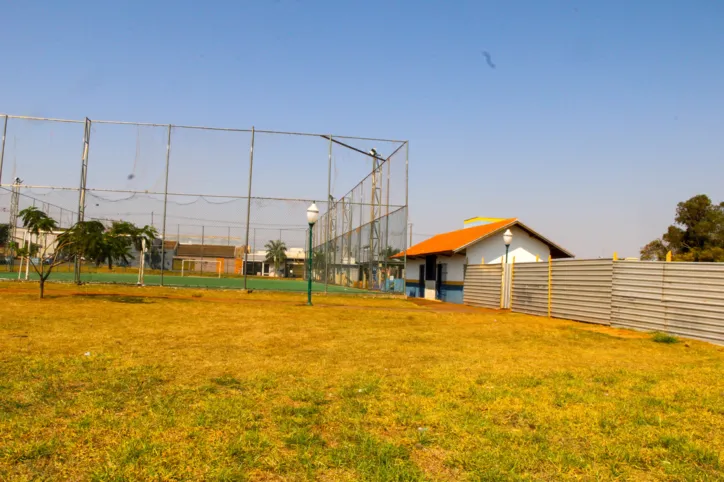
(0, 114, 408, 293)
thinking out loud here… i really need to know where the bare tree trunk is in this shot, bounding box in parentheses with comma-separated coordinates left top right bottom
(39, 277, 45, 299)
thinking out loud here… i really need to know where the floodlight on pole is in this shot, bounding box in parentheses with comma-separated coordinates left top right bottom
(306, 202, 319, 305)
(503, 228, 513, 264)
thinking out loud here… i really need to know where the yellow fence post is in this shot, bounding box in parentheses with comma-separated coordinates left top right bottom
(481, 257, 484, 264)
(535, 254, 540, 262)
(613, 252, 618, 261)
(666, 251, 672, 262)
(510, 256, 515, 309)
(500, 257, 505, 309)
(547, 255, 552, 317)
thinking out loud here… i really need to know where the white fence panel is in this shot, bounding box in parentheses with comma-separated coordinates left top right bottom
(511, 262, 549, 316)
(464, 264, 502, 309)
(551, 259, 613, 325)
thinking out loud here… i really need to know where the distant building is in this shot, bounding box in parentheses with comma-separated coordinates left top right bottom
(398, 217, 573, 303)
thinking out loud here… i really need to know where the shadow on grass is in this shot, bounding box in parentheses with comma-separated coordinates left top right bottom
(71, 294, 155, 304)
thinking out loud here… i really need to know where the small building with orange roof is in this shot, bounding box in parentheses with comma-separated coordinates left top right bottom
(396, 217, 573, 303)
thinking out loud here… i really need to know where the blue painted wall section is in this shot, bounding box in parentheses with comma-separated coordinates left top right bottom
(406, 282, 464, 303)
(439, 284, 464, 304)
(406, 284, 422, 298)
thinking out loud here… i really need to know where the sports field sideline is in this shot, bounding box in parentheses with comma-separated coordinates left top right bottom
(0, 270, 367, 293)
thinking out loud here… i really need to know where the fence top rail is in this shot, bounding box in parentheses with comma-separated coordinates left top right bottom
(0, 113, 407, 144)
(553, 258, 614, 263)
(614, 259, 724, 266)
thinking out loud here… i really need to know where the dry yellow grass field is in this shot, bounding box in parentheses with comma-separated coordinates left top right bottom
(0, 282, 723, 481)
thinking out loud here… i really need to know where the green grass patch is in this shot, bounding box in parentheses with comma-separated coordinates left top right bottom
(652, 332, 680, 344)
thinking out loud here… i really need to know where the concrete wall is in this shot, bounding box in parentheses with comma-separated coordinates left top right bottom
(437, 255, 466, 282)
(467, 225, 551, 265)
(435, 255, 466, 304)
(405, 255, 466, 303)
(405, 258, 425, 298)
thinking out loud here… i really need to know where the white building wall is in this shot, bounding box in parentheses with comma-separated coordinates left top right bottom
(437, 255, 466, 283)
(466, 225, 551, 265)
(405, 258, 425, 282)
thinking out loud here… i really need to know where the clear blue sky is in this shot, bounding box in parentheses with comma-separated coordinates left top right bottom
(1, 0, 723, 257)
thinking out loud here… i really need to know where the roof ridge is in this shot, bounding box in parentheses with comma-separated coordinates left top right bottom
(394, 218, 517, 258)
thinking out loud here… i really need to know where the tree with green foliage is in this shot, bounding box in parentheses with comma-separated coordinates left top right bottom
(17, 207, 157, 298)
(0, 224, 10, 247)
(383, 246, 403, 263)
(16, 207, 75, 298)
(264, 239, 287, 277)
(60, 220, 157, 270)
(641, 194, 724, 262)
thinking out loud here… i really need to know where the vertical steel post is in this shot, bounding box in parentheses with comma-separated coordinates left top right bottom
(324, 135, 332, 293)
(201, 225, 205, 276)
(0, 115, 7, 186)
(243, 127, 255, 290)
(160, 125, 172, 286)
(403, 141, 409, 295)
(74, 118, 91, 284)
(227, 226, 231, 246)
(384, 153, 391, 290)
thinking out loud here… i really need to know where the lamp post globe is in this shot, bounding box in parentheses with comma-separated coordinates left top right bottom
(306, 203, 319, 305)
(503, 229, 513, 264)
(307, 203, 319, 225)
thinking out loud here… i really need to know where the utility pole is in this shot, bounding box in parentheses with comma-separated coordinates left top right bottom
(409, 223, 413, 247)
(151, 211, 154, 227)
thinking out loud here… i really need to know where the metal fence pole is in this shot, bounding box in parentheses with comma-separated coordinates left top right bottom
(403, 141, 409, 295)
(324, 135, 332, 293)
(74, 118, 91, 284)
(201, 225, 205, 276)
(0, 115, 8, 185)
(384, 151, 390, 291)
(243, 127, 255, 290)
(160, 125, 172, 286)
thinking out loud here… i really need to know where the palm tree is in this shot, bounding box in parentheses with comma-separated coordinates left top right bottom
(109, 221, 157, 253)
(0, 224, 10, 248)
(383, 246, 402, 263)
(264, 239, 287, 277)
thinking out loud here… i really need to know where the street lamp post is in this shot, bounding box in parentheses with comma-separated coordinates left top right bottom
(306, 202, 319, 306)
(503, 228, 513, 264)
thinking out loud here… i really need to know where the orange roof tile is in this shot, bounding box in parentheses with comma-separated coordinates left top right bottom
(397, 218, 517, 258)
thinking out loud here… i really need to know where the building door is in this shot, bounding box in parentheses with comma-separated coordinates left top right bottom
(436, 264, 447, 301)
(418, 265, 425, 298)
